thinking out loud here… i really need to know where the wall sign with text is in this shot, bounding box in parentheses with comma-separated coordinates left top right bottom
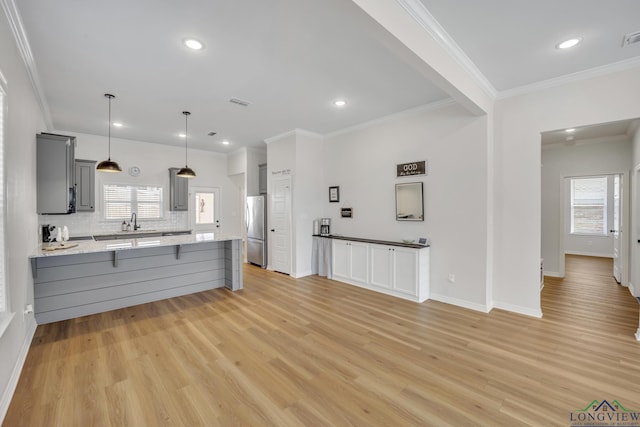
(397, 161, 426, 177)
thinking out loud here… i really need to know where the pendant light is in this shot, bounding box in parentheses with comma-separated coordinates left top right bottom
(176, 111, 196, 178)
(96, 93, 122, 173)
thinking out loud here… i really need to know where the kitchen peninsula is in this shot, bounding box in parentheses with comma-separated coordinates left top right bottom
(29, 233, 242, 324)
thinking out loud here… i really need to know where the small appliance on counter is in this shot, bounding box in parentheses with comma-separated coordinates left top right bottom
(320, 218, 331, 236)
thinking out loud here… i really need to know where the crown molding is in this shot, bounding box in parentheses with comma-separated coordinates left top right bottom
(325, 97, 456, 139)
(0, 0, 52, 129)
(394, 0, 497, 100)
(498, 56, 640, 100)
(264, 128, 323, 144)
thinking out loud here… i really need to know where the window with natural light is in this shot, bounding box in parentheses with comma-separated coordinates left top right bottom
(195, 192, 215, 225)
(103, 184, 163, 220)
(570, 177, 607, 235)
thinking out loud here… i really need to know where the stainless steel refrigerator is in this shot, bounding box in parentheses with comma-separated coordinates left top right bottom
(246, 195, 267, 267)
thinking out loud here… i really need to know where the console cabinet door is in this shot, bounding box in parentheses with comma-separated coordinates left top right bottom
(393, 247, 419, 296)
(349, 242, 369, 284)
(332, 240, 350, 281)
(369, 244, 393, 289)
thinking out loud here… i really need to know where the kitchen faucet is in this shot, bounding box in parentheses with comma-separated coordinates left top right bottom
(131, 212, 141, 231)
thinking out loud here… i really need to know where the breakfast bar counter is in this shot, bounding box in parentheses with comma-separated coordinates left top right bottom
(30, 233, 243, 324)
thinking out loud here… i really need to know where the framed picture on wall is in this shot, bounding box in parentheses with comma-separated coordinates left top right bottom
(329, 186, 340, 202)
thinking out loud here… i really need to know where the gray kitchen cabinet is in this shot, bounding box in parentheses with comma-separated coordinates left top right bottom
(169, 168, 189, 211)
(258, 163, 267, 195)
(75, 159, 96, 212)
(37, 133, 76, 214)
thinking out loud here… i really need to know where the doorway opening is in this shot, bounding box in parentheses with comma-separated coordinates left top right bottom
(540, 119, 637, 328)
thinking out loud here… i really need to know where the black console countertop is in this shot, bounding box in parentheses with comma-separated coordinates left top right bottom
(312, 234, 429, 249)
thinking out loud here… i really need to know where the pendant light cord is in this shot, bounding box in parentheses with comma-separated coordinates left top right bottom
(105, 93, 115, 161)
(183, 111, 191, 167)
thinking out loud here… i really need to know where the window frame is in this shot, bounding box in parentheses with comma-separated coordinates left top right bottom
(569, 176, 608, 236)
(102, 183, 165, 222)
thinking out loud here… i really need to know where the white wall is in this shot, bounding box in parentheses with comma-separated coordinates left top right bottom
(541, 139, 632, 275)
(0, 7, 44, 420)
(323, 103, 490, 310)
(494, 68, 640, 317)
(631, 124, 640, 296)
(39, 131, 242, 237)
(292, 132, 324, 277)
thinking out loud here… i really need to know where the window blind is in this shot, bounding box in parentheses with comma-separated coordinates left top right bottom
(103, 184, 163, 220)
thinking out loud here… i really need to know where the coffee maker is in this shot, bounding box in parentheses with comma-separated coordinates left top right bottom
(320, 218, 331, 236)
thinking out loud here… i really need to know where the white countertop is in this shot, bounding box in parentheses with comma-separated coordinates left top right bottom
(31, 232, 242, 258)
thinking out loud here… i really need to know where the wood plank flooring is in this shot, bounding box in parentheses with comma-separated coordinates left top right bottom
(4, 254, 640, 426)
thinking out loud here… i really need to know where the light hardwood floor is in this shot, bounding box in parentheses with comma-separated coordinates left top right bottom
(4, 255, 640, 426)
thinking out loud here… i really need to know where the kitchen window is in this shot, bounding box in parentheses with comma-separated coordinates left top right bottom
(103, 184, 163, 220)
(570, 176, 607, 235)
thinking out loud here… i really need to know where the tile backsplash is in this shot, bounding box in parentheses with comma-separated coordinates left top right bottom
(38, 211, 189, 238)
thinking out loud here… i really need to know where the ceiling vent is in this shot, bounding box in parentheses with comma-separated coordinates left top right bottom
(622, 30, 640, 47)
(229, 97, 251, 107)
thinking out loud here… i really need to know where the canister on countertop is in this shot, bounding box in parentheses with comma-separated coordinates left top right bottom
(313, 219, 320, 235)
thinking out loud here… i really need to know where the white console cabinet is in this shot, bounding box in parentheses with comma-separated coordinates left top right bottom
(332, 239, 429, 302)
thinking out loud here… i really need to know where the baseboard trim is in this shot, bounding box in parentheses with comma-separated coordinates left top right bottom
(543, 271, 564, 278)
(0, 317, 36, 423)
(564, 250, 613, 258)
(492, 301, 543, 318)
(429, 293, 490, 313)
(291, 270, 312, 279)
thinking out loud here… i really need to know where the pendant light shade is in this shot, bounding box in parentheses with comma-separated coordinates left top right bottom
(97, 93, 122, 173)
(177, 111, 196, 178)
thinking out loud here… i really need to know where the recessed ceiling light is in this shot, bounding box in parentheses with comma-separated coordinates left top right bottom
(333, 99, 347, 107)
(112, 122, 123, 127)
(565, 128, 576, 133)
(556, 38, 582, 49)
(183, 38, 204, 50)
(179, 133, 186, 138)
(222, 140, 230, 145)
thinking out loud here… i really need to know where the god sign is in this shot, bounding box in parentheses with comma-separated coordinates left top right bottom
(396, 161, 426, 177)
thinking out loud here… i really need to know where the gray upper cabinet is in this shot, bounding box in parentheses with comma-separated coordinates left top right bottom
(37, 133, 76, 214)
(169, 168, 189, 211)
(75, 159, 96, 212)
(258, 163, 267, 195)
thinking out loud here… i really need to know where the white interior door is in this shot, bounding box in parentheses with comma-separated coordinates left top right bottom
(191, 187, 220, 233)
(612, 174, 621, 283)
(270, 176, 291, 274)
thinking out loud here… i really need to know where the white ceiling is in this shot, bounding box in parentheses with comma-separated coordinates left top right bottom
(14, 0, 640, 152)
(420, 0, 640, 91)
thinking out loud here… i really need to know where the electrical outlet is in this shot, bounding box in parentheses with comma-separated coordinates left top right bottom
(23, 304, 34, 318)
(448, 273, 455, 283)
